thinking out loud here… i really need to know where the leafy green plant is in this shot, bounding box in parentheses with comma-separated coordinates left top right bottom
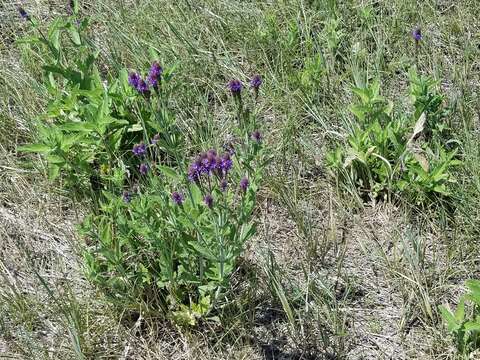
(17, 8, 182, 202)
(17, 9, 267, 325)
(326, 73, 460, 206)
(440, 280, 480, 356)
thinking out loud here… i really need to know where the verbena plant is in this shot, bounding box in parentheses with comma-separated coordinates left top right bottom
(326, 69, 461, 206)
(17, 6, 267, 325)
(440, 280, 480, 356)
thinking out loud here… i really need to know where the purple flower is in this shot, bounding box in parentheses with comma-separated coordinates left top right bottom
(204, 194, 214, 208)
(122, 191, 132, 203)
(132, 142, 147, 157)
(188, 163, 200, 182)
(250, 75, 262, 90)
(151, 134, 160, 145)
(188, 149, 233, 182)
(171, 191, 184, 205)
(148, 61, 163, 87)
(240, 177, 249, 192)
(412, 28, 422, 42)
(220, 179, 228, 192)
(251, 131, 262, 143)
(220, 152, 233, 174)
(128, 72, 140, 89)
(18, 7, 29, 20)
(136, 79, 150, 94)
(228, 79, 242, 95)
(139, 163, 149, 175)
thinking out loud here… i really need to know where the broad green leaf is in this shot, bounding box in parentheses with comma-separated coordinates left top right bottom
(439, 305, 460, 332)
(18, 143, 51, 153)
(48, 164, 61, 180)
(455, 298, 465, 322)
(157, 165, 179, 180)
(46, 154, 65, 165)
(127, 123, 143, 132)
(68, 26, 81, 46)
(188, 241, 218, 262)
(60, 121, 94, 132)
(464, 321, 480, 332)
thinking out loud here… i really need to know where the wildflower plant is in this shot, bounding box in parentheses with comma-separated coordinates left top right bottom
(326, 71, 460, 207)
(17, 9, 267, 324)
(440, 280, 480, 356)
(81, 80, 266, 324)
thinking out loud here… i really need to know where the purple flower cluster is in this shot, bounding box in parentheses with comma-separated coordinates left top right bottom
(139, 163, 149, 175)
(204, 194, 214, 208)
(18, 7, 29, 20)
(250, 75, 262, 90)
(251, 131, 262, 143)
(228, 80, 243, 95)
(147, 62, 163, 88)
(128, 61, 163, 94)
(132, 142, 147, 156)
(122, 191, 132, 203)
(412, 28, 422, 42)
(240, 177, 249, 192)
(188, 149, 233, 182)
(171, 191, 184, 205)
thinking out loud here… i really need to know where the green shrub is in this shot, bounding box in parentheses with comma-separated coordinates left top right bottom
(440, 280, 480, 356)
(17, 8, 267, 325)
(326, 71, 461, 206)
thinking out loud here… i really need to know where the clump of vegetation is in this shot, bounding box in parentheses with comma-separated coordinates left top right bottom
(440, 280, 480, 356)
(326, 69, 460, 207)
(17, 5, 267, 325)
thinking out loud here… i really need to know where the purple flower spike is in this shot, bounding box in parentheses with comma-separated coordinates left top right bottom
(220, 152, 233, 174)
(251, 131, 262, 143)
(18, 7, 29, 20)
(171, 191, 184, 205)
(220, 179, 228, 192)
(148, 61, 163, 87)
(188, 164, 200, 182)
(204, 194, 214, 208)
(240, 177, 249, 192)
(139, 163, 149, 175)
(412, 28, 422, 42)
(250, 75, 262, 90)
(137, 79, 150, 94)
(128, 72, 140, 89)
(132, 142, 147, 157)
(151, 134, 161, 145)
(122, 191, 132, 203)
(228, 79, 243, 95)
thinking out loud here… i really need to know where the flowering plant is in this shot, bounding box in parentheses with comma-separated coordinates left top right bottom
(82, 79, 266, 323)
(17, 10, 267, 324)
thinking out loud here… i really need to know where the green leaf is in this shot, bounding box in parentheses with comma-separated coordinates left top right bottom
(48, 164, 61, 180)
(188, 241, 218, 262)
(46, 154, 65, 165)
(464, 321, 480, 332)
(127, 123, 143, 132)
(60, 121, 94, 132)
(455, 298, 465, 322)
(439, 305, 460, 332)
(68, 26, 81, 46)
(157, 165, 179, 180)
(18, 143, 51, 153)
(71, 0, 80, 15)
